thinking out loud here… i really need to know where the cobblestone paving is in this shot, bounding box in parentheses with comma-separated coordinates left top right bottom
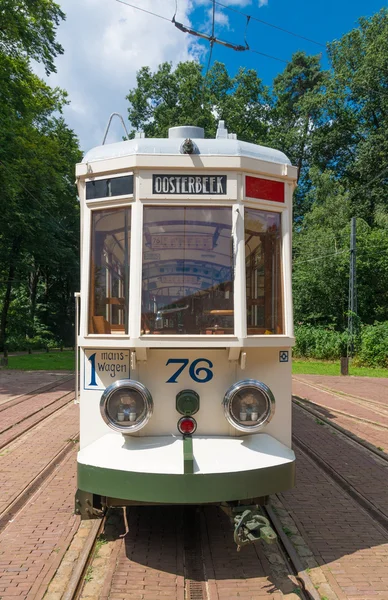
(0, 401, 79, 518)
(293, 375, 388, 450)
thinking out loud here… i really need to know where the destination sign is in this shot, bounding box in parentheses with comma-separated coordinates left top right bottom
(153, 174, 227, 195)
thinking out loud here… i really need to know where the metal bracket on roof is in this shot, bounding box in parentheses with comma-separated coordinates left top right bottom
(102, 112, 130, 145)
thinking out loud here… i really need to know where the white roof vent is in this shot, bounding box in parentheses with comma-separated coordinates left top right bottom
(169, 126, 204, 139)
(216, 120, 237, 140)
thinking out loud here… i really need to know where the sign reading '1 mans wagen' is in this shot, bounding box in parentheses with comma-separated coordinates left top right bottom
(153, 174, 227, 195)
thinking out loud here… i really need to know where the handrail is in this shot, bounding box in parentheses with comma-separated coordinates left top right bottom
(74, 292, 80, 404)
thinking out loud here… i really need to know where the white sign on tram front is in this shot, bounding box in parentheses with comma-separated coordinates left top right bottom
(84, 349, 130, 391)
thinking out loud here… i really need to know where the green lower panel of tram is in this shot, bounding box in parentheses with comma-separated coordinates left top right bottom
(76, 432, 295, 507)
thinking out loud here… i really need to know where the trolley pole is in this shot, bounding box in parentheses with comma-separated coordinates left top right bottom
(347, 217, 357, 358)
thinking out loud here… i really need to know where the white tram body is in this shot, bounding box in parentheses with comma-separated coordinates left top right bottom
(75, 122, 297, 520)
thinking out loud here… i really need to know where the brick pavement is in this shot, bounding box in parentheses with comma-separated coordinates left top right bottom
(294, 375, 388, 405)
(94, 505, 298, 600)
(0, 447, 79, 600)
(293, 404, 388, 523)
(0, 371, 72, 405)
(293, 375, 388, 450)
(280, 400, 388, 600)
(0, 388, 74, 450)
(281, 446, 388, 600)
(96, 506, 185, 600)
(0, 401, 79, 517)
(203, 506, 291, 599)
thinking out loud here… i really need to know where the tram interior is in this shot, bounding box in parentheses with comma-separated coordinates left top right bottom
(88, 206, 283, 335)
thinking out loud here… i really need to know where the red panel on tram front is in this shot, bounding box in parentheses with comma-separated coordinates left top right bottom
(246, 176, 284, 203)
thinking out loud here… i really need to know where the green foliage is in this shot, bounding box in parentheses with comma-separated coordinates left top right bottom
(0, 0, 81, 352)
(0, 0, 65, 74)
(295, 322, 388, 368)
(294, 325, 348, 360)
(127, 61, 270, 144)
(357, 322, 388, 368)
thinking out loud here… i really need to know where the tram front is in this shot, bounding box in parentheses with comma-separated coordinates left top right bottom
(75, 122, 297, 542)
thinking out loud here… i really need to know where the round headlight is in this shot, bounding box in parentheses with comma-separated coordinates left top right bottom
(223, 380, 275, 432)
(100, 380, 153, 433)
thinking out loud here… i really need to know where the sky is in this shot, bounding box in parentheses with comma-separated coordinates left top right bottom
(39, 0, 387, 152)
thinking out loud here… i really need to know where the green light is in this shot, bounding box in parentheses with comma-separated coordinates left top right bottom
(176, 390, 200, 416)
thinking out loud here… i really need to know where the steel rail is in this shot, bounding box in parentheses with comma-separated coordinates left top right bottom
(293, 376, 388, 412)
(63, 518, 105, 600)
(0, 391, 75, 450)
(0, 375, 74, 412)
(0, 431, 79, 532)
(292, 430, 388, 533)
(263, 505, 322, 600)
(293, 396, 388, 462)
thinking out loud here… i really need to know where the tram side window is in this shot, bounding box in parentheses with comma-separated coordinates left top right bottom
(89, 208, 131, 335)
(141, 206, 233, 335)
(245, 208, 283, 335)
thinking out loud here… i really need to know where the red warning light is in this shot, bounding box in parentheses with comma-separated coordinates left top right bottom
(178, 417, 197, 435)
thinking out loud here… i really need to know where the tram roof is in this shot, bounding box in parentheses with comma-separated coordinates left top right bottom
(82, 123, 291, 166)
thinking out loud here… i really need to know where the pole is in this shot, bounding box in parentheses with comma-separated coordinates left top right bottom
(347, 217, 357, 358)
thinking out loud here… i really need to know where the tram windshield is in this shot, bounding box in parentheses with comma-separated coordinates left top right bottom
(245, 208, 283, 334)
(89, 207, 130, 334)
(141, 206, 234, 335)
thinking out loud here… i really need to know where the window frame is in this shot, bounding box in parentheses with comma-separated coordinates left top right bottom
(87, 203, 133, 338)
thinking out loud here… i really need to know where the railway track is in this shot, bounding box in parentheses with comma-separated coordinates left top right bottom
(0, 385, 78, 532)
(0, 427, 79, 532)
(293, 399, 388, 533)
(293, 375, 388, 416)
(0, 384, 75, 450)
(0, 374, 73, 411)
(62, 503, 321, 600)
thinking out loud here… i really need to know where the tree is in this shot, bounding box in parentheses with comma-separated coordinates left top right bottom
(0, 0, 65, 74)
(0, 0, 81, 351)
(313, 9, 388, 225)
(268, 51, 328, 218)
(126, 60, 270, 143)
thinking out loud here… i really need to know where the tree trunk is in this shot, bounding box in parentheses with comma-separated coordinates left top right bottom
(0, 237, 21, 353)
(29, 264, 40, 338)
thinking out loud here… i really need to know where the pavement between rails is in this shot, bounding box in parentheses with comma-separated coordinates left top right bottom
(0, 371, 73, 406)
(292, 375, 388, 452)
(0, 382, 75, 450)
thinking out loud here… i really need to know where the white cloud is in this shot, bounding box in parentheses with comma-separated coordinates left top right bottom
(39, 0, 202, 152)
(258, 0, 268, 6)
(206, 7, 230, 28)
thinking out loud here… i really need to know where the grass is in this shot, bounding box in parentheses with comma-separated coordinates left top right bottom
(4, 351, 74, 371)
(293, 359, 388, 378)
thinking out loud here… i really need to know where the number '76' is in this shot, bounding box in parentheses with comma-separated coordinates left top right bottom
(166, 358, 213, 383)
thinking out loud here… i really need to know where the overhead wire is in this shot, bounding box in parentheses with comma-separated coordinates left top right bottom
(115, 0, 288, 63)
(293, 249, 349, 265)
(204, 0, 216, 81)
(213, 0, 326, 49)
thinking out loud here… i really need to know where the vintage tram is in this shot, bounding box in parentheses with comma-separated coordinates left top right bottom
(75, 121, 297, 547)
